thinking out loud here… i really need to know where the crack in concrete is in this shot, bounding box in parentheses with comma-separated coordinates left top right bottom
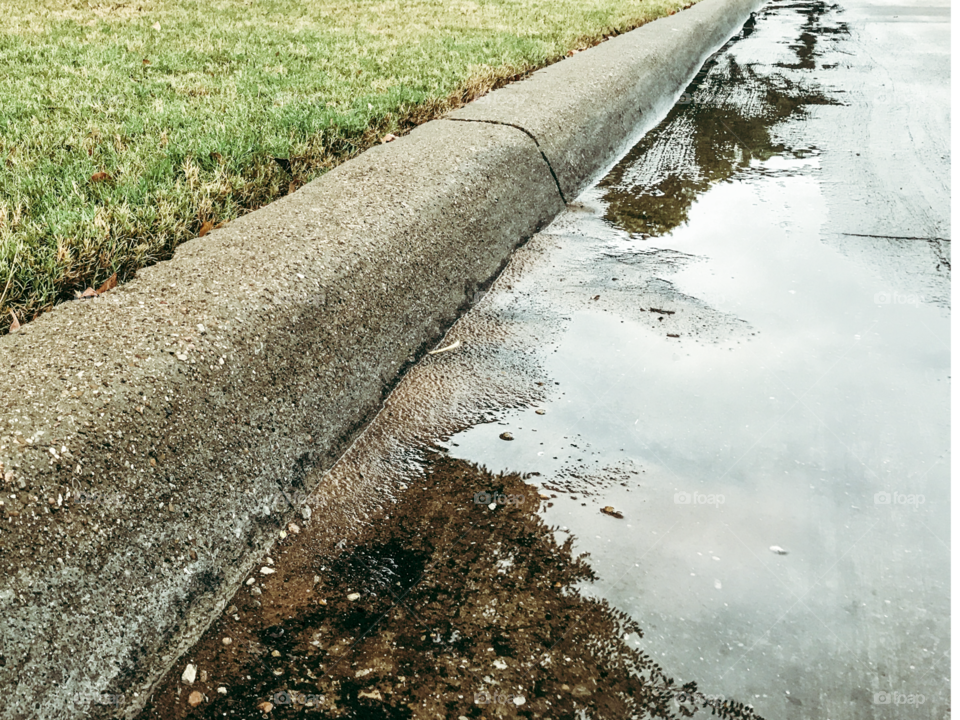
(448, 117, 569, 204)
(841, 232, 950, 242)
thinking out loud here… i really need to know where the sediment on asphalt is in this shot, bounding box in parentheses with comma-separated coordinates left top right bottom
(0, 0, 762, 717)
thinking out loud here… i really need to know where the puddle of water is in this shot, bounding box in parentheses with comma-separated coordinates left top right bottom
(141, 453, 763, 720)
(136, 1, 948, 718)
(445, 1, 950, 718)
(598, 6, 841, 240)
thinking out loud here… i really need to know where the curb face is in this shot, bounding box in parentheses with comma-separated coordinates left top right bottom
(0, 1, 760, 717)
(449, 0, 762, 201)
(0, 119, 563, 719)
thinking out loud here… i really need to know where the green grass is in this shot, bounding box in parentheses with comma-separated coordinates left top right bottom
(0, 0, 692, 332)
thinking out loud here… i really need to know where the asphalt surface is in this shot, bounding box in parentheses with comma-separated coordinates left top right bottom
(448, 0, 951, 718)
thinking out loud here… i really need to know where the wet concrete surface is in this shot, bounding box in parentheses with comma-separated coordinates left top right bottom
(135, 0, 949, 718)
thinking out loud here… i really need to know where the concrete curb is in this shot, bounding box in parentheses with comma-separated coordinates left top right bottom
(0, 0, 760, 717)
(450, 0, 761, 201)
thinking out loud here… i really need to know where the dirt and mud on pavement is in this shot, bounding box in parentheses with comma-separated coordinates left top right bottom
(139, 452, 760, 720)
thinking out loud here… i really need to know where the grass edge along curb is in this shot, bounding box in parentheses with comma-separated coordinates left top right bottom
(0, 0, 699, 335)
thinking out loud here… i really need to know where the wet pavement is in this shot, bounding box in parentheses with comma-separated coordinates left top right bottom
(140, 454, 762, 719)
(136, 0, 949, 718)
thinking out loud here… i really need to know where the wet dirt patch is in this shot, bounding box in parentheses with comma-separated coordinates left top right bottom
(138, 453, 761, 720)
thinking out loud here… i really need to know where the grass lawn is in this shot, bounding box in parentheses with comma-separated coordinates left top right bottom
(0, 0, 693, 332)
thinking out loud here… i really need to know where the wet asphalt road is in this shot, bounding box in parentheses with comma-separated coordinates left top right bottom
(446, 0, 950, 717)
(138, 0, 949, 717)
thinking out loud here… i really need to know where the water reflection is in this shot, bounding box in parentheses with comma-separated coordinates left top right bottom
(444, 1, 949, 718)
(599, 0, 845, 238)
(775, 1, 850, 70)
(140, 454, 763, 720)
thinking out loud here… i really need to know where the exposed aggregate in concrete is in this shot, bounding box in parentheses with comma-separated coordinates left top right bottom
(0, 120, 562, 719)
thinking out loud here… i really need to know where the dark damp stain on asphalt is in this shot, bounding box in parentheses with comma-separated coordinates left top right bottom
(598, 0, 846, 239)
(775, 1, 850, 70)
(138, 453, 762, 720)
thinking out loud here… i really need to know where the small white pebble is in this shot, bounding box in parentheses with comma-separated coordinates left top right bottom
(181, 664, 197, 684)
(260, 567, 275, 575)
(217, 687, 227, 696)
(347, 592, 361, 601)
